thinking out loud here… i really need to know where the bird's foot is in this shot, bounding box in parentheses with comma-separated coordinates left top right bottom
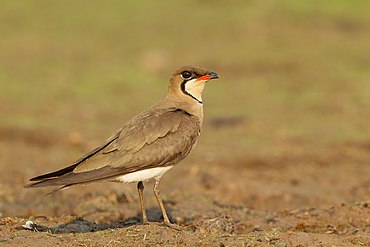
(163, 221, 183, 231)
(139, 221, 183, 231)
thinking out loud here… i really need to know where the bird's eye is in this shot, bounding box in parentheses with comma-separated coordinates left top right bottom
(181, 71, 192, 79)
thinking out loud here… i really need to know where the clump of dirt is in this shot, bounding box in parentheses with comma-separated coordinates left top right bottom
(194, 213, 235, 234)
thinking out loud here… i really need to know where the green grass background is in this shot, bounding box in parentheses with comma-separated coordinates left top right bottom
(1, 0, 370, 160)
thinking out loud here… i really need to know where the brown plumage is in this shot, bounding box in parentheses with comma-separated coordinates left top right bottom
(25, 65, 219, 229)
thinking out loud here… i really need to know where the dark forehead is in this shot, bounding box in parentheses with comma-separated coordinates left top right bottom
(172, 65, 209, 76)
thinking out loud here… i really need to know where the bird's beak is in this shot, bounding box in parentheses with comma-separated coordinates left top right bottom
(208, 71, 219, 80)
(196, 71, 220, 81)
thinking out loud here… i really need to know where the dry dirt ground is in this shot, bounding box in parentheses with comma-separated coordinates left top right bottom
(0, 126, 369, 246)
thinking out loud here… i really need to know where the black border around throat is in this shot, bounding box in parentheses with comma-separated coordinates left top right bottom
(180, 80, 203, 104)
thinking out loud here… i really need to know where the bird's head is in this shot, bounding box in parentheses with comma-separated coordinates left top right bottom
(167, 65, 219, 104)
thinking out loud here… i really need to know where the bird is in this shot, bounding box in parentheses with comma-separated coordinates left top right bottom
(25, 65, 219, 229)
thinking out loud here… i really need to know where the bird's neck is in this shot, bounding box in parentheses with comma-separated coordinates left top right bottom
(163, 95, 204, 125)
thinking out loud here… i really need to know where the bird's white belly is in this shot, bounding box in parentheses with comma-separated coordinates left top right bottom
(116, 166, 174, 183)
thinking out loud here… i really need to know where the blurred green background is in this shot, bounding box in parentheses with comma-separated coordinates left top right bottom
(1, 0, 370, 167)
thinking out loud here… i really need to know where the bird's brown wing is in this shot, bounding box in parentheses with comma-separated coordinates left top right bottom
(26, 107, 201, 187)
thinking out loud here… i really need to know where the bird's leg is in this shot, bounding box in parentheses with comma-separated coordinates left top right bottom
(137, 181, 148, 224)
(153, 178, 181, 230)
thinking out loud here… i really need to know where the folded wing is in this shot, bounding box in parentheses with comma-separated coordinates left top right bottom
(25, 108, 200, 188)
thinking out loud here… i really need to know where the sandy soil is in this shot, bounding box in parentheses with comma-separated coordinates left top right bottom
(0, 126, 369, 246)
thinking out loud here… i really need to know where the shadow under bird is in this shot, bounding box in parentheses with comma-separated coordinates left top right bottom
(25, 65, 219, 229)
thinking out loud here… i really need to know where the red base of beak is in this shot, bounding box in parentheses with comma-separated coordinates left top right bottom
(197, 75, 211, 81)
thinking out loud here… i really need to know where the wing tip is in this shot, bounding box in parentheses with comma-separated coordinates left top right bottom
(24, 180, 48, 188)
